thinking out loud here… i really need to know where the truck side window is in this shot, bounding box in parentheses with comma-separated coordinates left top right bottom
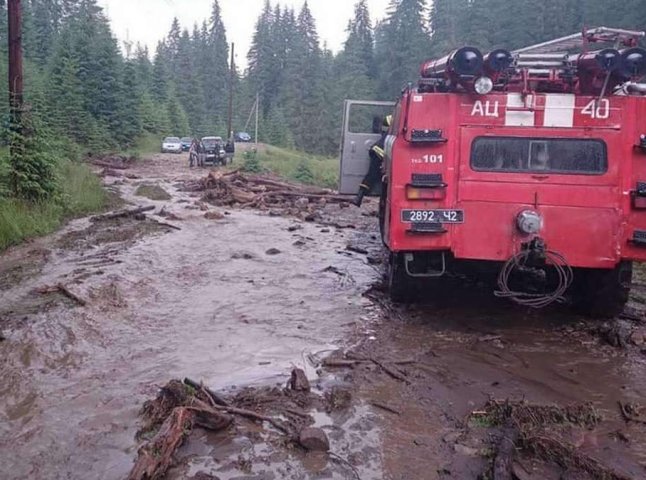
(471, 137, 607, 175)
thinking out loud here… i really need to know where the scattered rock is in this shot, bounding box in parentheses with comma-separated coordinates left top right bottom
(204, 210, 225, 220)
(366, 254, 382, 265)
(265, 248, 282, 256)
(232, 251, 255, 260)
(288, 368, 310, 392)
(288, 225, 302, 232)
(268, 210, 282, 217)
(134, 184, 172, 201)
(304, 212, 320, 222)
(320, 228, 330, 233)
(298, 427, 330, 452)
(293, 240, 306, 247)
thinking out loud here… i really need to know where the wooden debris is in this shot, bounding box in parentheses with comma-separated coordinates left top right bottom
(128, 407, 194, 480)
(183, 378, 229, 407)
(150, 219, 182, 231)
(370, 401, 401, 415)
(90, 154, 136, 170)
(90, 205, 155, 222)
(182, 171, 350, 213)
(36, 283, 87, 306)
(618, 401, 646, 425)
(493, 425, 519, 480)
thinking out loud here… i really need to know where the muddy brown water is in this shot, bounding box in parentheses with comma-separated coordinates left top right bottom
(1, 153, 646, 479)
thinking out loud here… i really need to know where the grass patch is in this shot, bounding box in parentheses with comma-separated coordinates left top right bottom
(0, 160, 107, 251)
(252, 145, 338, 189)
(130, 132, 163, 156)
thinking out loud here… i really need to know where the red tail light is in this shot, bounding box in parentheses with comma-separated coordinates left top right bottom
(406, 186, 446, 200)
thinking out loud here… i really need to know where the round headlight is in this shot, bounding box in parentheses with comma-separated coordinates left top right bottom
(517, 210, 542, 235)
(474, 76, 494, 95)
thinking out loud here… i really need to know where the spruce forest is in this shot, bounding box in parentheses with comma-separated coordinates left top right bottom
(0, 0, 645, 198)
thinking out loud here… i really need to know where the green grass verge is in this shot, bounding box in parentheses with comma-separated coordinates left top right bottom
(0, 160, 107, 251)
(129, 132, 164, 156)
(249, 145, 338, 189)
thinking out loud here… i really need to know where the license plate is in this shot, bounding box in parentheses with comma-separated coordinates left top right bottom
(401, 209, 464, 223)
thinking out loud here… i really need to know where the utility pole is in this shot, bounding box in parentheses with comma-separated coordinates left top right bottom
(8, 0, 24, 146)
(254, 92, 259, 148)
(226, 43, 235, 142)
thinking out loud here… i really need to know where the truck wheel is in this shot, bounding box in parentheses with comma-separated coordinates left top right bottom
(387, 252, 415, 303)
(571, 261, 632, 318)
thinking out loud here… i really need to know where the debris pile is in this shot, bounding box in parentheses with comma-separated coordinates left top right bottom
(472, 399, 633, 480)
(182, 171, 349, 217)
(129, 372, 345, 480)
(89, 153, 137, 170)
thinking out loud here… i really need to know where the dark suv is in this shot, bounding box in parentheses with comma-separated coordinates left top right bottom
(201, 136, 227, 166)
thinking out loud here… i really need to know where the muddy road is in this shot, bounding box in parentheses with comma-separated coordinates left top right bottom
(1, 153, 646, 480)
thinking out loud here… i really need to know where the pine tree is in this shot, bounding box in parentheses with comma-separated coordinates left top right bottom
(376, 0, 431, 98)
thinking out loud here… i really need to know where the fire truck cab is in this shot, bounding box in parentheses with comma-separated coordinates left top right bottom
(340, 27, 646, 316)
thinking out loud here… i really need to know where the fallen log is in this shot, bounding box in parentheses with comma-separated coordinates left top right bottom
(90, 205, 155, 222)
(36, 283, 87, 307)
(370, 358, 409, 383)
(127, 407, 194, 480)
(493, 425, 519, 480)
(91, 159, 129, 170)
(257, 190, 349, 203)
(183, 378, 229, 407)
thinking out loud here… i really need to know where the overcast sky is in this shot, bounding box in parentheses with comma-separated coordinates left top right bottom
(96, 0, 393, 68)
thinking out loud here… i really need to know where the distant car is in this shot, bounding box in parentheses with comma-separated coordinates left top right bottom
(162, 136, 182, 154)
(180, 137, 193, 151)
(201, 136, 228, 165)
(235, 132, 252, 142)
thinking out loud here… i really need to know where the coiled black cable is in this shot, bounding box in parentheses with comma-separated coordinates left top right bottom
(494, 249, 573, 308)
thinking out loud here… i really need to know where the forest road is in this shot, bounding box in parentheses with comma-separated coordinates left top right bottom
(1, 153, 646, 480)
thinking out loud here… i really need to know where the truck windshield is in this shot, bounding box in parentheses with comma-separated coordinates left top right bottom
(471, 137, 607, 175)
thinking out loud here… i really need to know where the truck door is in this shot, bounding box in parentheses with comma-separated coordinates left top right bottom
(339, 100, 396, 194)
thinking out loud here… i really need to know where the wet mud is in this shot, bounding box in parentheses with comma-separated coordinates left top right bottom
(1, 153, 646, 479)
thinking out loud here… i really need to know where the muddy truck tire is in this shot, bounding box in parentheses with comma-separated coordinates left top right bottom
(387, 252, 416, 303)
(571, 261, 632, 318)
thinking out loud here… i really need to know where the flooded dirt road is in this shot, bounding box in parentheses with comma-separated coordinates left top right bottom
(2, 153, 646, 479)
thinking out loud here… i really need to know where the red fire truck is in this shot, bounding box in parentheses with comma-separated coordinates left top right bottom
(340, 27, 646, 316)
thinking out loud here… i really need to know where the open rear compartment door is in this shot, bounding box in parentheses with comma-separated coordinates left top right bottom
(338, 100, 396, 195)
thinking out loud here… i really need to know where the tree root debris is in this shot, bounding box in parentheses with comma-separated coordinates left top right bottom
(471, 399, 633, 480)
(129, 375, 356, 480)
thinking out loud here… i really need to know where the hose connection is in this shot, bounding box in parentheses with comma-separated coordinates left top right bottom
(494, 237, 573, 308)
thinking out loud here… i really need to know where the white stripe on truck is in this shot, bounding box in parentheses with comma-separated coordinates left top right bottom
(505, 93, 535, 126)
(543, 94, 575, 127)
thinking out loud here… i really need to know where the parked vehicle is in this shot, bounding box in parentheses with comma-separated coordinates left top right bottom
(161, 136, 182, 154)
(339, 27, 646, 316)
(235, 131, 252, 142)
(201, 136, 228, 166)
(180, 137, 193, 151)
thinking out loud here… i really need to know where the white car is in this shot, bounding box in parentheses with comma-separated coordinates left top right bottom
(161, 136, 182, 154)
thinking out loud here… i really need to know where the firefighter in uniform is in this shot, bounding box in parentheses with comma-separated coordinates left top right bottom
(352, 114, 392, 207)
